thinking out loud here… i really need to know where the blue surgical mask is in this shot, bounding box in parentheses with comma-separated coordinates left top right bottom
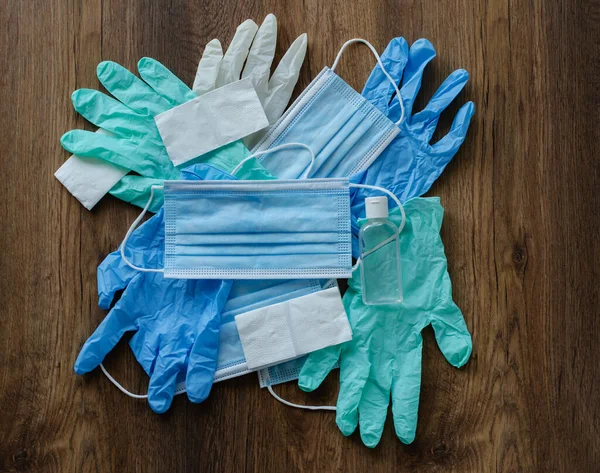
(120, 178, 354, 280)
(251, 39, 406, 180)
(164, 178, 352, 279)
(258, 356, 311, 387)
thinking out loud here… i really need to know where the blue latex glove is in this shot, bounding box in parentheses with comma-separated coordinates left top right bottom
(299, 199, 472, 447)
(74, 168, 233, 414)
(350, 38, 475, 256)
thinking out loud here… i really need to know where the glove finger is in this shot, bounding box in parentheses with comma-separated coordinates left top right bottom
(362, 37, 408, 115)
(335, 347, 370, 438)
(414, 69, 469, 122)
(413, 69, 470, 141)
(74, 294, 140, 375)
(263, 32, 307, 124)
(391, 335, 424, 444)
(389, 39, 436, 121)
(186, 280, 232, 403)
(431, 302, 472, 368)
(96, 61, 171, 116)
(430, 101, 475, 158)
(97, 250, 138, 309)
(137, 57, 196, 106)
(148, 347, 189, 414)
(193, 39, 223, 95)
(60, 130, 161, 177)
(298, 343, 343, 392)
(242, 14, 277, 102)
(185, 326, 220, 404)
(109, 175, 165, 212)
(358, 375, 392, 448)
(71, 89, 149, 138)
(216, 19, 258, 87)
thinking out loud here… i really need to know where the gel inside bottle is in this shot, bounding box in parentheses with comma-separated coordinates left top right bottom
(358, 196, 402, 305)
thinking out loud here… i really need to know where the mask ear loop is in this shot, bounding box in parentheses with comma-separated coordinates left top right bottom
(267, 385, 337, 411)
(120, 185, 165, 273)
(99, 363, 188, 400)
(231, 142, 316, 179)
(101, 360, 336, 409)
(99, 363, 148, 399)
(331, 38, 406, 126)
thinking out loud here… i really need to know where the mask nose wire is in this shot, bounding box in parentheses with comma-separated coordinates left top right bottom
(331, 38, 406, 126)
(231, 142, 316, 179)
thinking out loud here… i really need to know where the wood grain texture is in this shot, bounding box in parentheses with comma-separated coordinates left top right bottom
(0, 0, 598, 471)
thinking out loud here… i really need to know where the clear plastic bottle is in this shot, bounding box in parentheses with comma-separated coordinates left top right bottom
(358, 197, 402, 305)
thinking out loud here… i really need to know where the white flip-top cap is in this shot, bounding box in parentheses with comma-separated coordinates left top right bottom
(365, 196, 389, 219)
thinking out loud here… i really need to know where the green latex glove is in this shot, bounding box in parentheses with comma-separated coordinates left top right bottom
(298, 197, 472, 448)
(60, 58, 273, 211)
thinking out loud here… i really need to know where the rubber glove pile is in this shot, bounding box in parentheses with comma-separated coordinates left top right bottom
(58, 14, 474, 448)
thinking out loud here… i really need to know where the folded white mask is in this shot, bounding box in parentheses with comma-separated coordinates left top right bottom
(54, 129, 127, 210)
(155, 78, 269, 166)
(235, 286, 352, 370)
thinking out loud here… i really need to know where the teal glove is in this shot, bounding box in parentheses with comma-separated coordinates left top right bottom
(298, 198, 472, 448)
(60, 58, 271, 211)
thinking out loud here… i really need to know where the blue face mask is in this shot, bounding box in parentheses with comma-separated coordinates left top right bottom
(259, 356, 312, 387)
(120, 177, 354, 280)
(165, 178, 352, 279)
(251, 39, 406, 180)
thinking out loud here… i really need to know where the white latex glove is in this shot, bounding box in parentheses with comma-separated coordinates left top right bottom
(193, 14, 307, 148)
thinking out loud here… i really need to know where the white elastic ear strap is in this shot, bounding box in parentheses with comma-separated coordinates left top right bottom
(267, 385, 336, 411)
(331, 38, 405, 126)
(100, 361, 337, 410)
(100, 363, 148, 399)
(231, 142, 315, 179)
(120, 185, 165, 273)
(100, 363, 188, 399)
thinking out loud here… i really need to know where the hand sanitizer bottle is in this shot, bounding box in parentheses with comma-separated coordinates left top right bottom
(358, 196, 402, 305)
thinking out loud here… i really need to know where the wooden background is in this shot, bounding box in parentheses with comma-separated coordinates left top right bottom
(1, 0, 598, 471)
